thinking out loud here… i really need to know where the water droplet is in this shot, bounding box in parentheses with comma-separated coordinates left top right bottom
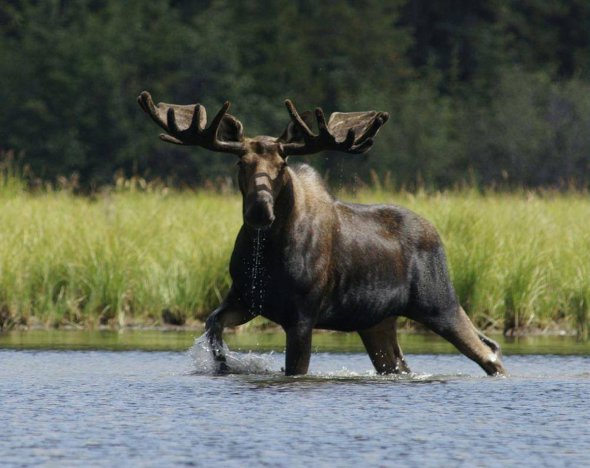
(188, 334, 274, 374)
(248, 228, 267, 316)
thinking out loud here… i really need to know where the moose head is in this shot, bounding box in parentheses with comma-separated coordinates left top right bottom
(137, 92, 389, 229)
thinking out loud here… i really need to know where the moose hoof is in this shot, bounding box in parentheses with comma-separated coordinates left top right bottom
(214, 361, 231, 375)
(484, 352, 507, 376)
(396, 358, 411, 374)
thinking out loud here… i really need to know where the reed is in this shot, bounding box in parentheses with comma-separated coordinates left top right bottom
(0, 175, 587, 334)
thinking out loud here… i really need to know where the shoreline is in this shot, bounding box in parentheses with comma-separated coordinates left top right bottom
(1, 320, 582, 338)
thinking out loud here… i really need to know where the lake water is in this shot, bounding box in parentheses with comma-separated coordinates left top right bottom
(1, 331, 589, 467)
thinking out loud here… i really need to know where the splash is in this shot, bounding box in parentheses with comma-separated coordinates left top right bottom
(186, 229, 273, 375)
(187, 334, 276, 375)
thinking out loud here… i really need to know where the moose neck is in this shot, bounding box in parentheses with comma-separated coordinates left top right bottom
(271, 165, 334, 238)
(271, 167, 297, 232)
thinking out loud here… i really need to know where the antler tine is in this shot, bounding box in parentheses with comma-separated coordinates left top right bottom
(358, 112, 389, 143)
(138, 91, 168, 132)
(137, 91, 245, 156)
(348, 112, 389, 154)
(205, 101, 246, 154)
(166, 107, 180, 135)
(282, 99, 360, 156)
(285, 99, 314, 137)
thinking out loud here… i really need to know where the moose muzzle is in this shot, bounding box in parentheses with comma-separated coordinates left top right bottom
(244, 191, 275, 229)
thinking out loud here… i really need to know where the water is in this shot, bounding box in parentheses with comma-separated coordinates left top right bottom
(188, 334, 274, 374)
(1, 335, 589, 467)
(1, 329, 589, 354)
(248, 228, 267, 317)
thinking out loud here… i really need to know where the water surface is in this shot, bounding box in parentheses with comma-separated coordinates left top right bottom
(1, 334, 588, 467)
(1, 328, 589, 354)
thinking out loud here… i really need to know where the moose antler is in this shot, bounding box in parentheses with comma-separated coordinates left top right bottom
(137, 91, 246, 155)
(280, 99, 389, 156)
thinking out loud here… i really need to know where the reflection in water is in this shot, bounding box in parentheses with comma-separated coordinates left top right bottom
(243, 374, 468, 393)
(1, 329, 589, 355)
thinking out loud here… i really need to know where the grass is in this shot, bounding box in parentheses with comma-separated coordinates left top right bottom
(0, 173, 588, 336)
(0, 176, 239, 329)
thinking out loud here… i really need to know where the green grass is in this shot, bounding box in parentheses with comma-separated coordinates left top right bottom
(0, 179, 240, 328)
(0, 175, 588, 335)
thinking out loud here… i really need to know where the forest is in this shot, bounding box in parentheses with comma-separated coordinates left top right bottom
(1, 0, 590, 190)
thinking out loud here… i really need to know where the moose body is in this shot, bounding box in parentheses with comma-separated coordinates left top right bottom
(138, 91, 506, 376)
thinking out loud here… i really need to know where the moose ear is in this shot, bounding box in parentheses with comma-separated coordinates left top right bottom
(217, 114, 245, 142)
(278, 110, 316, 144)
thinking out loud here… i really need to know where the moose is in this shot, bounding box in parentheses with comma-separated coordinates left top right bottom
(138, 91, 506, 376)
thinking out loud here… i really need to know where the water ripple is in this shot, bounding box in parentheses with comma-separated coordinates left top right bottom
(0, 350, 588, 467)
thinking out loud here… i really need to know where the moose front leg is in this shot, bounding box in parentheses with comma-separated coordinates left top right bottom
(205, 293, 252, 374)
(284, 321, 313, 376)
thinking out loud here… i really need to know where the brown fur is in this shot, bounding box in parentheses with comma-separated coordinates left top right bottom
(138, 93, 507, 376)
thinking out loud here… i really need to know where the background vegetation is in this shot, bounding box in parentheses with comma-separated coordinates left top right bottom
(0, 1, 588, 335)
(0, 171, 587, 336)
(1, 0, 590, 189)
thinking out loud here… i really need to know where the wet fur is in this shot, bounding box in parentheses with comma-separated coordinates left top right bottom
(232, 164, 452, 331)
(219, 164, 505, 376)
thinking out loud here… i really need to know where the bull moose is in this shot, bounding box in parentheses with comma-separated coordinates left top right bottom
(138, 91, 506, 376)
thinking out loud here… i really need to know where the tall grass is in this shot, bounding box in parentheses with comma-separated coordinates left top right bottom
(0, 179, 240, 328)
(0, 174, 588, 334)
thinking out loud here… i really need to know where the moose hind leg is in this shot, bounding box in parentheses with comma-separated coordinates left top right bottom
(422, 306, 506, 376)
(477, 330, 502, 356)
(358, 317, 410, 375)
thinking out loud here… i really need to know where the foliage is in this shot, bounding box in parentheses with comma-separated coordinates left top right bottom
(1, 1, 590, 188)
